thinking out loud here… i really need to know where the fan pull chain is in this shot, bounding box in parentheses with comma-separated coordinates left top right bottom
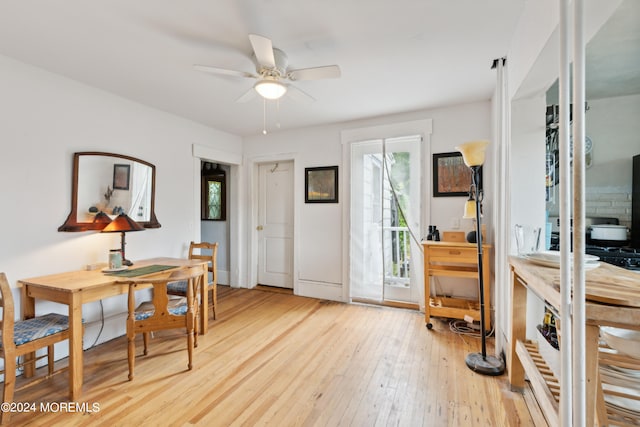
(262, 98, 267, 135)
(276, 99, 281, 129)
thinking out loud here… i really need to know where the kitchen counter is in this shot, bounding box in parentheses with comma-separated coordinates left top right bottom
(508, 256, 640, 426)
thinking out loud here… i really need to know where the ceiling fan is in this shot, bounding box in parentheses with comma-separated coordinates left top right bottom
(194, 34, 341, 103)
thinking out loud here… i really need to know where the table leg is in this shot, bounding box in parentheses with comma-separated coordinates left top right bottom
(199, 269, 208, 335)
(20, 284, 36, 377)
(586, 324, 607, 426)
(509, 269, 527, 390)
(69, 293, 83, 400)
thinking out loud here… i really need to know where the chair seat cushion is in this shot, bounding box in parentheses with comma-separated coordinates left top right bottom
(12, 313, 70, 346)
(166, 280, 187, 295)
(134, 297, 187, 321)
(167, 279, 212, 295)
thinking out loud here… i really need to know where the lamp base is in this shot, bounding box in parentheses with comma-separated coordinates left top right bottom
(465, 352, 505, 376)
(123, 259, 133, 266)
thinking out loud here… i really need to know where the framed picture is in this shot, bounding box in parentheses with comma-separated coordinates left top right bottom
(432, 152, 481, 197)
(113, 164, 130, 190)
(305, 166, 338, 203)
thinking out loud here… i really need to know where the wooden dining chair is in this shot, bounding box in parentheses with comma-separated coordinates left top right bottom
(0, 272, 71, 425)
(121, 264, 205, 381)
(167, 241, 219, 320)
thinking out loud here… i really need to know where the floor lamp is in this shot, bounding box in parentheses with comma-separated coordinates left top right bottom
(455, 140, 505, 376)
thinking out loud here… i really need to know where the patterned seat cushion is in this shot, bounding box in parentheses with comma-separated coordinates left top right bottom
(11, 313, 70, 346)
(134, 297, 188, 321)
(166, 280, 187, 295)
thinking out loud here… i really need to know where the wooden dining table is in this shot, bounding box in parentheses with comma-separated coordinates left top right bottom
(18, 257, 209, 400)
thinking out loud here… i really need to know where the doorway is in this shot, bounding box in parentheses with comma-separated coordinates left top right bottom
(257, 161, 294, 288)
(350, 136, 422, 305)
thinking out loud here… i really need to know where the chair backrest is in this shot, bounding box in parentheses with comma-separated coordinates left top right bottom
(125, 264, 206, 324)
(188, 241, 218, 286)
(0, 272, 16, 352)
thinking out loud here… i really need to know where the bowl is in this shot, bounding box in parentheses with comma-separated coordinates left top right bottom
(601, 327, 640, 359)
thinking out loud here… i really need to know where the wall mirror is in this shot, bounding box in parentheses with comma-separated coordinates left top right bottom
(59, 152, 161, 231)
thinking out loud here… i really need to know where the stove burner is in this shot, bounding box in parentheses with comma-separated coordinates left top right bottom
(585, 245, 640, 271)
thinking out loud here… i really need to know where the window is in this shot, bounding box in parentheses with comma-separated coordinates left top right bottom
(201, 162, 226, 221)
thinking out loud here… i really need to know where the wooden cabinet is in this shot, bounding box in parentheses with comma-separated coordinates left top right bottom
(422, 241, 491, 330)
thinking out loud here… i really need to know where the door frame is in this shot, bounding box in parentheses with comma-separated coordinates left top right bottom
(192, 144, 242, 288)
(341, 119, 433, 308)
(248, 153, 299, 292)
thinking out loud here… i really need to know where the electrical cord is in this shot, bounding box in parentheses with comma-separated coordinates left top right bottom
(449, 319, 496, 338)
(87, 300, 105, 350)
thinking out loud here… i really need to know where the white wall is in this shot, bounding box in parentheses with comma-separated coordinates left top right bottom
(243, 101, 492, 302)
(0, 54, 241, 361)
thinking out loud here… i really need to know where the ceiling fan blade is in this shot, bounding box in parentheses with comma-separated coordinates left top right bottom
(235, 87, 258, 103)
(193, 64, 256, 78)
(287, 85, 315, 104)
(288, 65, 341, 81)
(249, 34, 276, 69)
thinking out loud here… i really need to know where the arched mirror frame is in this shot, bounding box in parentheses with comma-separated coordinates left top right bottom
(58, 152, 161, 231)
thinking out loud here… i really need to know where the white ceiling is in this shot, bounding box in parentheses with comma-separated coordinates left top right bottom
(0, 1, 528, 137)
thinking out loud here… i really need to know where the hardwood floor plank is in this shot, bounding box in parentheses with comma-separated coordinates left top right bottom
(7, 287, 538, 426)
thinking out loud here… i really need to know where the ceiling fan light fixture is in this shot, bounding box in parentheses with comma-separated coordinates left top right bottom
(254, 78, 287, 100)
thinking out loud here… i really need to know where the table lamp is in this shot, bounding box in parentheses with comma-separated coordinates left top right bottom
(101, 213, 144, 266)
(455, 140, 505, 376)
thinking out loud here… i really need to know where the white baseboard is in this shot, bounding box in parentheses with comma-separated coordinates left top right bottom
(296, 280, 344, 302)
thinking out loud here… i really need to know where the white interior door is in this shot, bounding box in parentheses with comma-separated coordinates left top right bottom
(258, 161, 294, 288)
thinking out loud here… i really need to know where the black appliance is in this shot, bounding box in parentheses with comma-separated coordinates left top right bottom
(632, 154, 640, 248)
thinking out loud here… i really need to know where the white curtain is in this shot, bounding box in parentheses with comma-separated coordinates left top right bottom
(492, 56, 510, 355)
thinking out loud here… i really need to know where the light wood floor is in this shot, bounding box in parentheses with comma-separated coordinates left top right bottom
(9, 287, 541, 426)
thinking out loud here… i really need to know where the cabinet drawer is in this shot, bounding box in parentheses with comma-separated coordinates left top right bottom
(428, 246, 477, 263)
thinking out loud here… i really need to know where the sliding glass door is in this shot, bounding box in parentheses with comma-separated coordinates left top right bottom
(350, 136, 422, 304)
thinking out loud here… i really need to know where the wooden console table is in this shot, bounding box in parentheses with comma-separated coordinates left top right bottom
(508, 256, 640, 426)
(18, 257, 208, 400)
(422, 241, 491, 330)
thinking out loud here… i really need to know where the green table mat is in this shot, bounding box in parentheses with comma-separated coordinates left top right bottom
(105, 264, 178, 277)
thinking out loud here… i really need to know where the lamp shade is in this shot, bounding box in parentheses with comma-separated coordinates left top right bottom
(254, 78, 287, 100)
(101, 213, 145, 233)
(455, 140, 490, 167)
(463, 198, 476, 219)
(92, 211, 113, 228)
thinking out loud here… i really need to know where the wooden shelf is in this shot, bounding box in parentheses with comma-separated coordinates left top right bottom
(509, 256, 640, 427)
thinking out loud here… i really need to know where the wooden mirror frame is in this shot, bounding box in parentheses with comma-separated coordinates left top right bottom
(58, 152, 161, 231)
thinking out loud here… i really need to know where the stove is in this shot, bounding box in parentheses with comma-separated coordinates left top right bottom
(585, 245, 640, 271)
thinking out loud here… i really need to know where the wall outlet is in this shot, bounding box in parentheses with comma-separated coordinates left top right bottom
(452, 218, 460, 229)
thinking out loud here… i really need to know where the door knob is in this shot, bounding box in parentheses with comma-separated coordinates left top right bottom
(257, 225, 263, 231)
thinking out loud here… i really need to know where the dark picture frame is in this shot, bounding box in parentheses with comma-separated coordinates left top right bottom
(305, 166, 338, 203)
(113, 164, 130, 190)
(432, 152, 482, 197)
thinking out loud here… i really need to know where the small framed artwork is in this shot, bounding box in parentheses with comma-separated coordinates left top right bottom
(432, 152, 481, 197)
(305, 166, 338, 203)
(113, 164, 131, 190)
